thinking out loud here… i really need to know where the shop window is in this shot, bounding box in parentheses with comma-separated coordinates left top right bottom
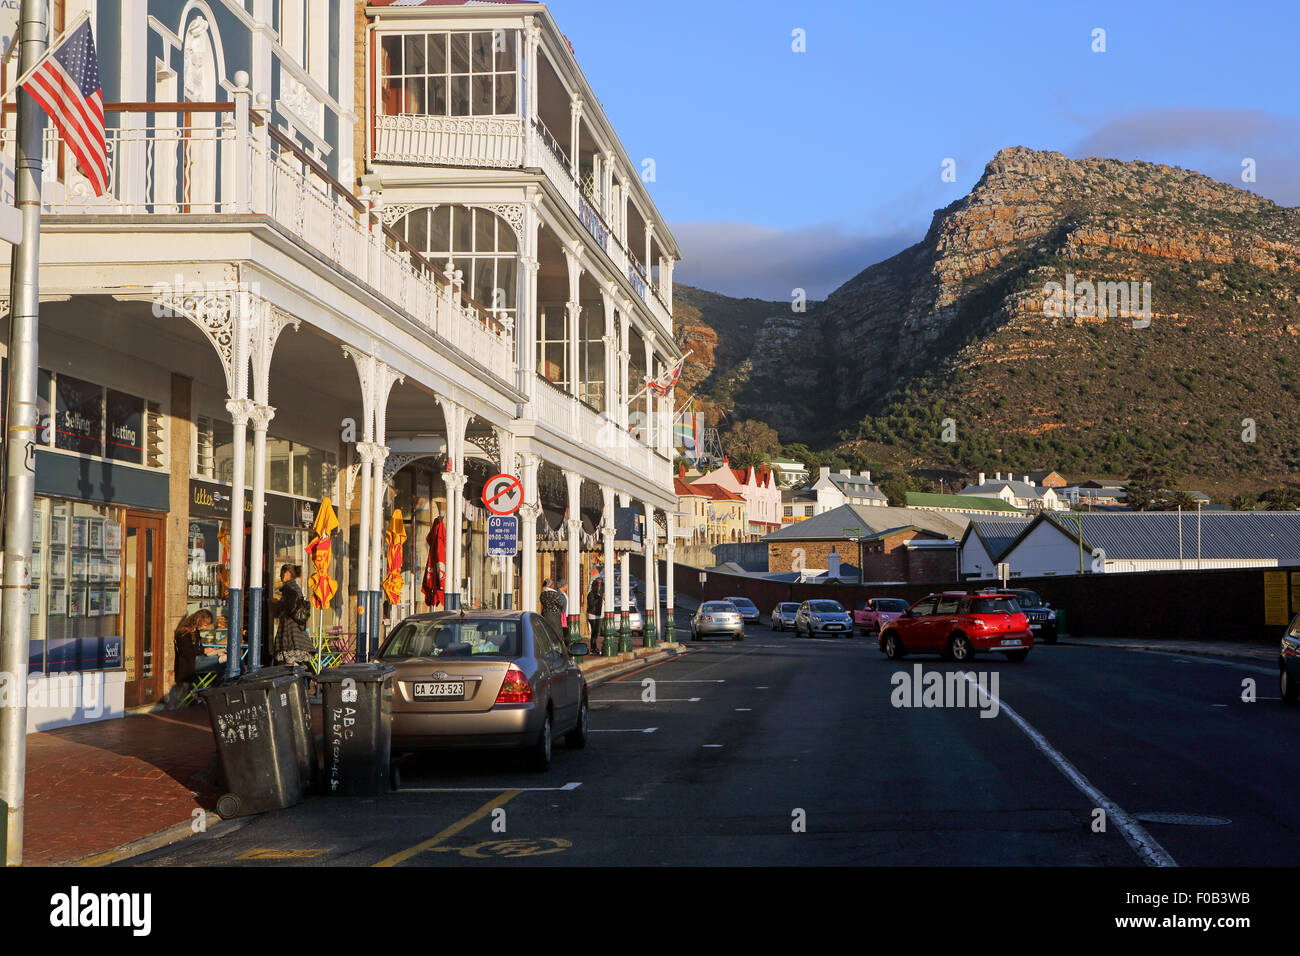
(267, 436, 293, 495)
(29, 498, 124, 673)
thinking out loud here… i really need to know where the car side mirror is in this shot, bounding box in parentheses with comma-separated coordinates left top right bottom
(569, 642, 589, 657)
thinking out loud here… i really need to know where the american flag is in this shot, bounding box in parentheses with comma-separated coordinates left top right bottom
(20, 19, 106, 196)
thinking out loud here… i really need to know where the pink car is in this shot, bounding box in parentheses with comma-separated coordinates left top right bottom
(853, 597, 911, 635)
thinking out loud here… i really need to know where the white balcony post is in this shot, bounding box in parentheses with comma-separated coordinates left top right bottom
(643, 334, 656, 448)
(618, 302, 631, 431)
(232, 70, 251, 213)
(645, 223, 654, 285)
(524, 20, 540, 166)
(643, 503, 658, 645)
(601, 289, 616, 417)
(568, 96, 582, 180)
(249, 92, 271, 214)
(564, 243, 582, 402)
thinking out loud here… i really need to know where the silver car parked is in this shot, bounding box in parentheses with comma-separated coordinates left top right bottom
(691, 601, 745, 641)
(380, 611, 589, 772)
(770, 602, 800, 631)
(795, 599, 854, 637)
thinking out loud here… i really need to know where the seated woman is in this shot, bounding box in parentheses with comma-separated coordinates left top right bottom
(171, 609, 223, 705)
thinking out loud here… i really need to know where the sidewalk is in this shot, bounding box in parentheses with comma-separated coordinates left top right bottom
(23, 707, 221, 866)
(1060, 635, 1275, 662)
(20, 639, 686, 867)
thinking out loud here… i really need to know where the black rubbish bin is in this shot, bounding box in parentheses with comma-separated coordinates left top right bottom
(201, 673, 303, 819)
(238, 664, 321, 795)
(317, 662, 394, 796)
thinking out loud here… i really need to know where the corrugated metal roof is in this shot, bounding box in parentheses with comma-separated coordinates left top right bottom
(908, 492, 1023, 513)
(963, 517, 1034, 560)
(1039, 511, 1300, 561)
(764, 503, 968, 542)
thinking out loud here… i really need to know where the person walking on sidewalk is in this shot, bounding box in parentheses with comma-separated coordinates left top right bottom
(540, 578, 564, 636)
(271, 564, 313, 667)
(587, 575, 603, 653)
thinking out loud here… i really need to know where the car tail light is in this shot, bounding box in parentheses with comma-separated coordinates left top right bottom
(969, 618, 987, 629)
(495, 665, 534, 704)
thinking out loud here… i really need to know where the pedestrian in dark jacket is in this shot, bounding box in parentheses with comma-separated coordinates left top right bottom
(587, 576, 603, 653)
(539, 578, 565, 637)
(272, 564, 313, 666)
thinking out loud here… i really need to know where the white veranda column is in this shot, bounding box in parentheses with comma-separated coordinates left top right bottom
(519, 454, 541, 614)
(564, 469, 582, 642)
(664, 510, 676, 642)
(601, 485, 616, 654)
(643, 502, 658, 645)
(246, 402, 274, 669)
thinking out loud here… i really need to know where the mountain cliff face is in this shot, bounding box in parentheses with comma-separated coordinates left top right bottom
(690, 146, 1300, 478)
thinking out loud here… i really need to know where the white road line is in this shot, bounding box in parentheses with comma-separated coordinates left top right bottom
(735, 708, 752, 712)
(960, 673, 1177, 868)
(590, 727, 658, 733)
(644, 679, 726, 683)
(596, 697, 702, 703)
(396, 782, 583, 793)
(702, 744, 723, 748)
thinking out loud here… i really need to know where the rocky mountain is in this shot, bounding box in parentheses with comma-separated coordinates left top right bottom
(681, 146, 1300, 480)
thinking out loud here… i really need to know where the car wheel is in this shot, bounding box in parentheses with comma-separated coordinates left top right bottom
(1004, 649, 1029, 662)
(733, 630, 744, 641)
(526, 713, 553, 772)
(882, 632, 904, 660)
(1282, 665, 1300, 705)
(691, 626, 701, 642)
(948, 633, 974, 664)
(565, 697, 589, 748)
(774, 619, 782, 632)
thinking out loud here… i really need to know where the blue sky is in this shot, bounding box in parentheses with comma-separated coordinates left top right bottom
(546, 0, 1300, 299)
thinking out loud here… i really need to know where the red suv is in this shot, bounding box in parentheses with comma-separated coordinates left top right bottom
(879, 592, 1033, 663)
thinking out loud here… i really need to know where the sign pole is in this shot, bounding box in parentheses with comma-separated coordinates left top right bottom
(0, 0, 47, 867)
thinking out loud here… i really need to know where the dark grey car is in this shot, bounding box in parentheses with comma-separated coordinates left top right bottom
(379, 611, 589, 772)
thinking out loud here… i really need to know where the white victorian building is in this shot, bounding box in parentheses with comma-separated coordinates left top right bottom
(1, 0, 683, 730)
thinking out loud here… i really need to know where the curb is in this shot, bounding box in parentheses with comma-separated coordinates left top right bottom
(582, 645, 689, 686)
(1058, 637, 1274, 662)
(70, 813, 245, 867)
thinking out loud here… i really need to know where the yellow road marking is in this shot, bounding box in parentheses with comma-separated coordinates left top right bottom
(236, 848, 329, 860)
(373, 790, 522, 867)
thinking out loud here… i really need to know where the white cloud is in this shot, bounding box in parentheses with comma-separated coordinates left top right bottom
(669, 221, 916, 300)
(1071, 107, 1300, 206)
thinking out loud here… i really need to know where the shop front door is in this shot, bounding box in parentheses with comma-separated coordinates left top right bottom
(122, 513, 166, 707)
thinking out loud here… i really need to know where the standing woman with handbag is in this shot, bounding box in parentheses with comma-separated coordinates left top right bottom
(272, 564, 313, 666)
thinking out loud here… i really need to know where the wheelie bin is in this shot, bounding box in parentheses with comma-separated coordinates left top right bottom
(317, 662, 395, 796)
(238, 664, 321, 795)
(201, 672, 303, 819)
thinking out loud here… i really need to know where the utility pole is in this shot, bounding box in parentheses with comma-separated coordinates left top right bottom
(0, 0, 47, 867)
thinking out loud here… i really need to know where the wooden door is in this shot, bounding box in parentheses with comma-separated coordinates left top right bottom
(122, 513, 166, 707)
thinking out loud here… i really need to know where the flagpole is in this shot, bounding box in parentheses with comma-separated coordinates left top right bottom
(0, 0, 47, 869)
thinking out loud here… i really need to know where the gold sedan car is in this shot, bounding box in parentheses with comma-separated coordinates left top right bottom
(379, 611, 589, 772)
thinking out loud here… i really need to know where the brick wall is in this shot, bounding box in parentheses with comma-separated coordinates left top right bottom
(769, 529, 954, 584)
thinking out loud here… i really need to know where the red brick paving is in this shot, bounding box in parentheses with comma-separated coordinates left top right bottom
(23, 707, 220, 866)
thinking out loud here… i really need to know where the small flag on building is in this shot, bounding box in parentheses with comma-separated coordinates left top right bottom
(19, 16, 106, 196)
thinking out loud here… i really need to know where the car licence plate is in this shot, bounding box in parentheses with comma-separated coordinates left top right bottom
(1000, 639, 1023, 646)
(414, 681, 464, 699)
(1030, 624, 1041, 630)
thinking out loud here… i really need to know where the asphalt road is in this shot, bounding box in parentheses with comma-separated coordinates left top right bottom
(126, 619, 1295, 867)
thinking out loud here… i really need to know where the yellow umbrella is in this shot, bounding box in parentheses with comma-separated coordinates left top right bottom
(381, 509, 407, 605)
(306, 497, 339, 609)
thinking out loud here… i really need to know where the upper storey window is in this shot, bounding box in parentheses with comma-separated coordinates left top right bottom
(380, 31, 518, 117)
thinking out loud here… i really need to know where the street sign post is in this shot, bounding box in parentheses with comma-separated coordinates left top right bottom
(482, 473, 523, 516)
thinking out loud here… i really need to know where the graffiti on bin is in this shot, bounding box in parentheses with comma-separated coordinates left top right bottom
(327, 704, 358, 792)
(341, 677, 357, 703)
(215, 705, 262, 744)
